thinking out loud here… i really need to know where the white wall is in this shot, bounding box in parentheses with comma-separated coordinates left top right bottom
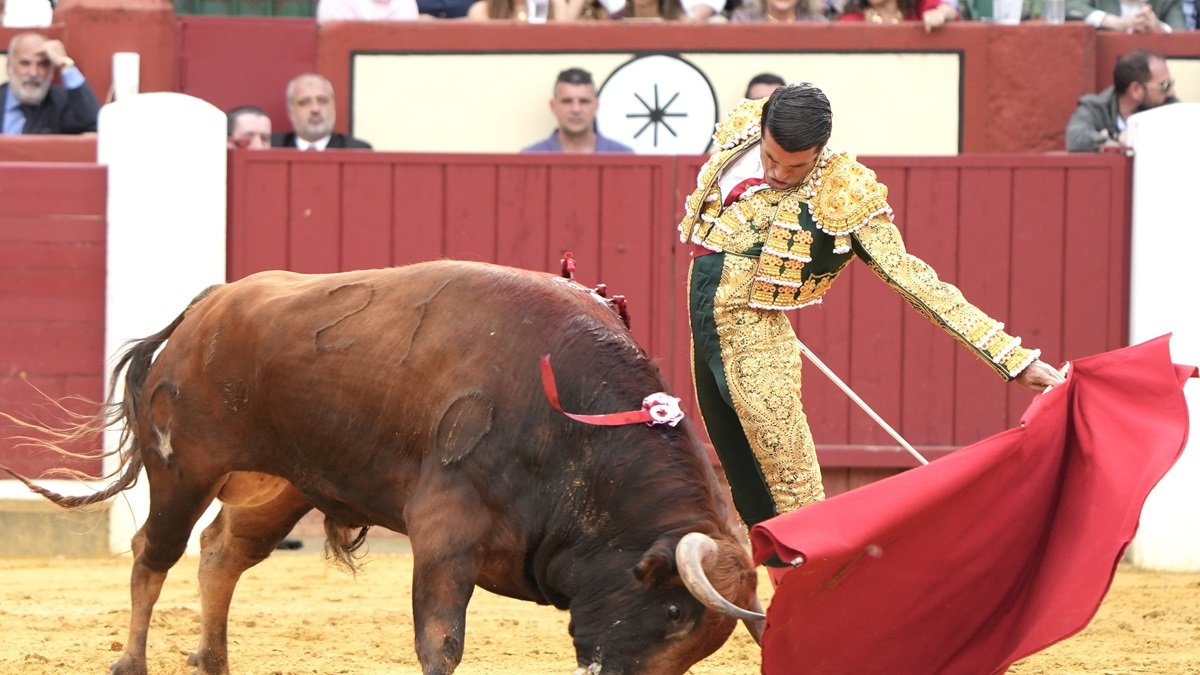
(1125, 103, 1200, 572)
(98, 92, 227, 556)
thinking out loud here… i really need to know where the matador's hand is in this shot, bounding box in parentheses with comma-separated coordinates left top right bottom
(1015, 360, 1067, 392)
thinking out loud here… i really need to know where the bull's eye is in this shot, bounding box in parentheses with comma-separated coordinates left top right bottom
(667, 604, 682, 622)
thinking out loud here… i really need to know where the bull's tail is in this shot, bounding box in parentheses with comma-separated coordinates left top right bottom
(0, 287, 217, 510)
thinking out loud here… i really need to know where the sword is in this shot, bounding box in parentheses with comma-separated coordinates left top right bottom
(796, 339, 930, 466)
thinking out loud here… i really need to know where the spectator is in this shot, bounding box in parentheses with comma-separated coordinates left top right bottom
(1065, 49, 1177, 152)
(273, 74, 372, 150)
(467, 0, 594, 19)
(731, 0, 829, 22)
(1066, 0, 1183, 31)
(227, 106, 273, 150)
(317, 0, 420, 21)
(418, 0, 475, 16)
(593, 0, 728, 20)
(744, 73, 786, 100)
(1184, 0, 1196, 28)
(1, 32, 98, 135)
(522, 67, 634, 154)
(839, 0, 958, 29)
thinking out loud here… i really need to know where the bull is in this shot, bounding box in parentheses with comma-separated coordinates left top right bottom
(4, 260, 764, 675)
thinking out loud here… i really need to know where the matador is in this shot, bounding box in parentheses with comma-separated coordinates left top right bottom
(679, 84, 1065, 539)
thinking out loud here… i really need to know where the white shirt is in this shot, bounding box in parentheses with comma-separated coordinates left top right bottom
(317, 0, 419, 22)
(297, 135, 331, 151)
(717, 142, 764, 198)
(597, 0, 726, 19)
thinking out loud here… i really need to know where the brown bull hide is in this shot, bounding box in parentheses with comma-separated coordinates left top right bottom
(4, 261, 759, 675)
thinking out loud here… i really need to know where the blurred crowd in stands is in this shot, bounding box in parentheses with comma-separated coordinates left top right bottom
(315, 0, 1196, 31)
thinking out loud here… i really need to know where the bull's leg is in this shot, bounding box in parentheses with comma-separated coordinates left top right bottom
(189, 473, 313, 675)
(405, 485, 491, 675)
(110, 481, 219, 675)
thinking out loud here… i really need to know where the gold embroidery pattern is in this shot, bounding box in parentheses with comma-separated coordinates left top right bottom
(809, 152, 893, 237)
(713, 97, 766, 150)
(714, 255, 825, 515)
(854, 217, 1040, 380)
(678, 99, 767, 246)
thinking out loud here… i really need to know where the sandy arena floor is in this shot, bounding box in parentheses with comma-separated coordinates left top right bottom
(1, 545, 1197, 675)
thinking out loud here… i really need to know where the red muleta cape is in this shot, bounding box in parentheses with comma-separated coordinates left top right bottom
(750, 335, 1196, 675)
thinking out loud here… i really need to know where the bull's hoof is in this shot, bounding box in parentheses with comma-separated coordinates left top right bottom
(185, 649, 230, 675)
(109, 654, 148, 675)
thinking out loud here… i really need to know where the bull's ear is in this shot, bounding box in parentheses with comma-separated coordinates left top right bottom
(633, 537, 677, 585)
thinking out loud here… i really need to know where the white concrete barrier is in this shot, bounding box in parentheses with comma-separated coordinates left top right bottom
(1125, 103, 1200, 572)
(99, 92, 226, 556)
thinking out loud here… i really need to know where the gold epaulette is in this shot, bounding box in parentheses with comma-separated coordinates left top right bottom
(807, 151, 893, 253)
(713, 97, 767, 150)
(678, 98, 767, 247)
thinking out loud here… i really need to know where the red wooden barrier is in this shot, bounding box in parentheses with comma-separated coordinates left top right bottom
(0, 163, 107, 476)
(228, 151, 1131, 484)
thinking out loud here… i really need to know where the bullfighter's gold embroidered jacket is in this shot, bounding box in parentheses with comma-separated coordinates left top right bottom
(678, 98, 1039, 380)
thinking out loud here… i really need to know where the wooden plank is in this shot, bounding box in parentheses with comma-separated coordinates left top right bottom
(0, 240, 104, 270)
(1064, 167, 1124, 359)
(0, 216, 105, 243)
(0, 321, 104, 375)
(597, 165, 657, 348)
(0, 270, 104, 322)
(547, 166, 602, 273)
(494, 164, 549, 273)
(846, 167, 907, 448)
(340, 162, 394, 271)
(1105, 157, 1131, 348)
(0, 166, 106, 216)
(393, 163, 447, 265)
(1008, 167, 1067, 423)
(232, 159, 290, 279)
(288, 161, 343, 273)
(647, 157, 680, 388)
(899, 165, 961, 446)
(954, 166, 1013, 444)
(444, 164, 498, 263)
(0, 371, 103, 475)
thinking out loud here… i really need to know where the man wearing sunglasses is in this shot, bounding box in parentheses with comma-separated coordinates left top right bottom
(1065, 49, 1178, 153)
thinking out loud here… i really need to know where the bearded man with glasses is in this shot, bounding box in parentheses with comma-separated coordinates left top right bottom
(1065, 48, 1178, 153)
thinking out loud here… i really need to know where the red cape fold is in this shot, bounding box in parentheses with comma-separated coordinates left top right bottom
(750, 335, 1196, 675)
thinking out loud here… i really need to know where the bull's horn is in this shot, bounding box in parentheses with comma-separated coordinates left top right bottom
(675, 532, 766, 622)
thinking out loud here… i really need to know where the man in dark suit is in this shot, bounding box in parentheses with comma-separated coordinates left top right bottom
(1, 32, 99, 135)
(272, 73, 371, 150)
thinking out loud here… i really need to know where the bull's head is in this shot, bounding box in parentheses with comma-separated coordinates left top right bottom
(567, 532, 763, 674)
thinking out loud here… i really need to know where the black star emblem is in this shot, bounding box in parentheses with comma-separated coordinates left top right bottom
(626, 84, 687, 147)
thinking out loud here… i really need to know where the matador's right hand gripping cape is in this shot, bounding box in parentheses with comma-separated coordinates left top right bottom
(678, 97, 1039, 380)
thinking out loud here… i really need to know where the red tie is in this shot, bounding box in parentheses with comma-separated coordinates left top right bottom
(724, 177, 766, 207)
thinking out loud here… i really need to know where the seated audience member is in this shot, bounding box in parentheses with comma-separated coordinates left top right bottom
(1066, 0, 1182, 31)
(227, 106, 273, 150)
(731, 0, 828, 22)
(1065, 49, 1177, 152)
(1184, 0, 1196, 28)
(592, 0, 728, 20)
(418, 0, 475, 16)
(467, 0, 594, 19)
(522, 67, 633, 154)
(744, 72, 786, 100)
(273, 73, 372, 150)
(839, 0, 957, 29)
(317, 0, 419, 21)
(1, 32, 99, 135)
